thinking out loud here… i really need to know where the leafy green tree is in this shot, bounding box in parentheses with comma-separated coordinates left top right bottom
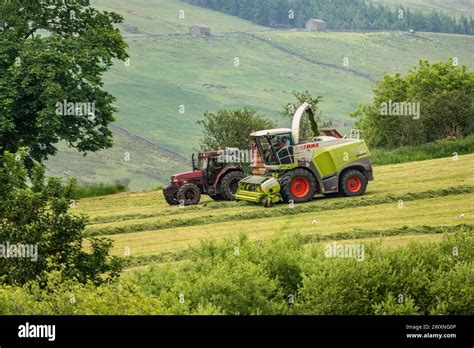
(351, 60, 474, 147)
(197, 108, 277, 150)
(0, 0, 128, 163)
(0, 150, 122, 286)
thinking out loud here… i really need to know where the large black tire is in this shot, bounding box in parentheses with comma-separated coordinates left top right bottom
(280, 168, 317, 204)
(164, 192, 179, 205)
(177, 183, 201, 206)
(220, 171, 245, 201)
(163, 186, 179, 205)
(339, 169, 368, 197)
(209, 193, 225, 201)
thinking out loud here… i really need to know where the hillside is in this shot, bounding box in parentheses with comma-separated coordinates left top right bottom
(374, 0, 474, 17)
(46, 126, 189, 191)
(74, 154, 474, 269)
(92, 0, 266, 34)
(46, 0, 474, 189)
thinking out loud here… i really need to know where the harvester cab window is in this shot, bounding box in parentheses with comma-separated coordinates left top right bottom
(275, 133, 294, 164)
(258, 136, 278, 165)
(256, 133, 294, 165)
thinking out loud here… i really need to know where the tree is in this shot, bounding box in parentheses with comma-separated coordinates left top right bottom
(197, 108, 277, 150)
(351, 60, 474, 147)
(423, 90, 474, 141)
(0, 1, 128, 163)
(0, 150, 122, 286)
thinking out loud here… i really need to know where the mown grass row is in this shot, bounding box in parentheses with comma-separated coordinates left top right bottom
(85, 185, 474, 237)
(119, 223, 474, 269)
(86, 199, 247, 224)
(76, 154, 474, 224)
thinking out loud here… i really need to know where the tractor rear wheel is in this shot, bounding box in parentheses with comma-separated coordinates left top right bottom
(340, 170, 367, 197)
(221, 171, 245, 201)
(280, 168, 317, 204)
(177, 183, 201, 206)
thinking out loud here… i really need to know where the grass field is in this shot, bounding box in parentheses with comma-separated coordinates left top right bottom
(74, 154, 474, 269)
(44, 0, 474, 189)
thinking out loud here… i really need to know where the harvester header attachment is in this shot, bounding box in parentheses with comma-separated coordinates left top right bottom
(235, 175, 282, 207)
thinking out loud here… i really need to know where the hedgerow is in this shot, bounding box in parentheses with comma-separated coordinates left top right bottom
(0, 230, 471, 315)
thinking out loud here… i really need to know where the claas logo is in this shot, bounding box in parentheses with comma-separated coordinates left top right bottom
(303, 143, 320, 149)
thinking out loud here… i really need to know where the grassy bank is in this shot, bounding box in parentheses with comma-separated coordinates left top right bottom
(371, 135, 474, 166)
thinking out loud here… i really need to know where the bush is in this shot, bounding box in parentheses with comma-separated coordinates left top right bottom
(352, 60, 474, 148)
(0, 230, 471, 315)
(0, 150, 122, 286)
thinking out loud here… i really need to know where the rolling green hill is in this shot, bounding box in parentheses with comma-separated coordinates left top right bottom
(45, 0, 474, 189)
(92, 0, 266, 34)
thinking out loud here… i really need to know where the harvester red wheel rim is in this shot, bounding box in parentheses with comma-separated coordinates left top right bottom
(291, 177, 310, 198)
(347, 177, 362, 193)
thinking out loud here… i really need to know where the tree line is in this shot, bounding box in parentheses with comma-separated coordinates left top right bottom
(184, 0, 474, 35)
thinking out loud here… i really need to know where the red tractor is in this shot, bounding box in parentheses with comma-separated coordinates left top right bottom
(163, 149, 245, 206)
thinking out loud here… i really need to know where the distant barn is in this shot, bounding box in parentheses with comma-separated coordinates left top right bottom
(305, 19, 327, 32)
(189, 25, 211, 36)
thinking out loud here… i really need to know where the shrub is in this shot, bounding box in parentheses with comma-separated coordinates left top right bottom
(0, 230, 471, 315)
(0, 151, 122, 286)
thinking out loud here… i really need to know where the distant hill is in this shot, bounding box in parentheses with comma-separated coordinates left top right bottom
(46, 126, 190, 191)
(183, 0, 474, 34)
(373, 0, 474, 17)
(46, 0, 474, 189)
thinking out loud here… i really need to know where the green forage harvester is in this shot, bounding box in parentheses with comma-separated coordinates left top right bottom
(235, 102, 374, 207)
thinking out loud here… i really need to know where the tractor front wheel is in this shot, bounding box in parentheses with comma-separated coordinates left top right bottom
(221, 171, 245, 201)
(280, 169, 317, 204)
(340, 170, 367, 197)
(177, 183, 201, 206)
(163, 186, 179, 205)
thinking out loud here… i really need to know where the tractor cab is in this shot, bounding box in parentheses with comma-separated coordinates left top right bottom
(193, 151, 224, 185)
(251, 128, 295, 165)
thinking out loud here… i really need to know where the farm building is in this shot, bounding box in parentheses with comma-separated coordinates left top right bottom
(305, 19, 327, 32)
(189, 25, 211, 36)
